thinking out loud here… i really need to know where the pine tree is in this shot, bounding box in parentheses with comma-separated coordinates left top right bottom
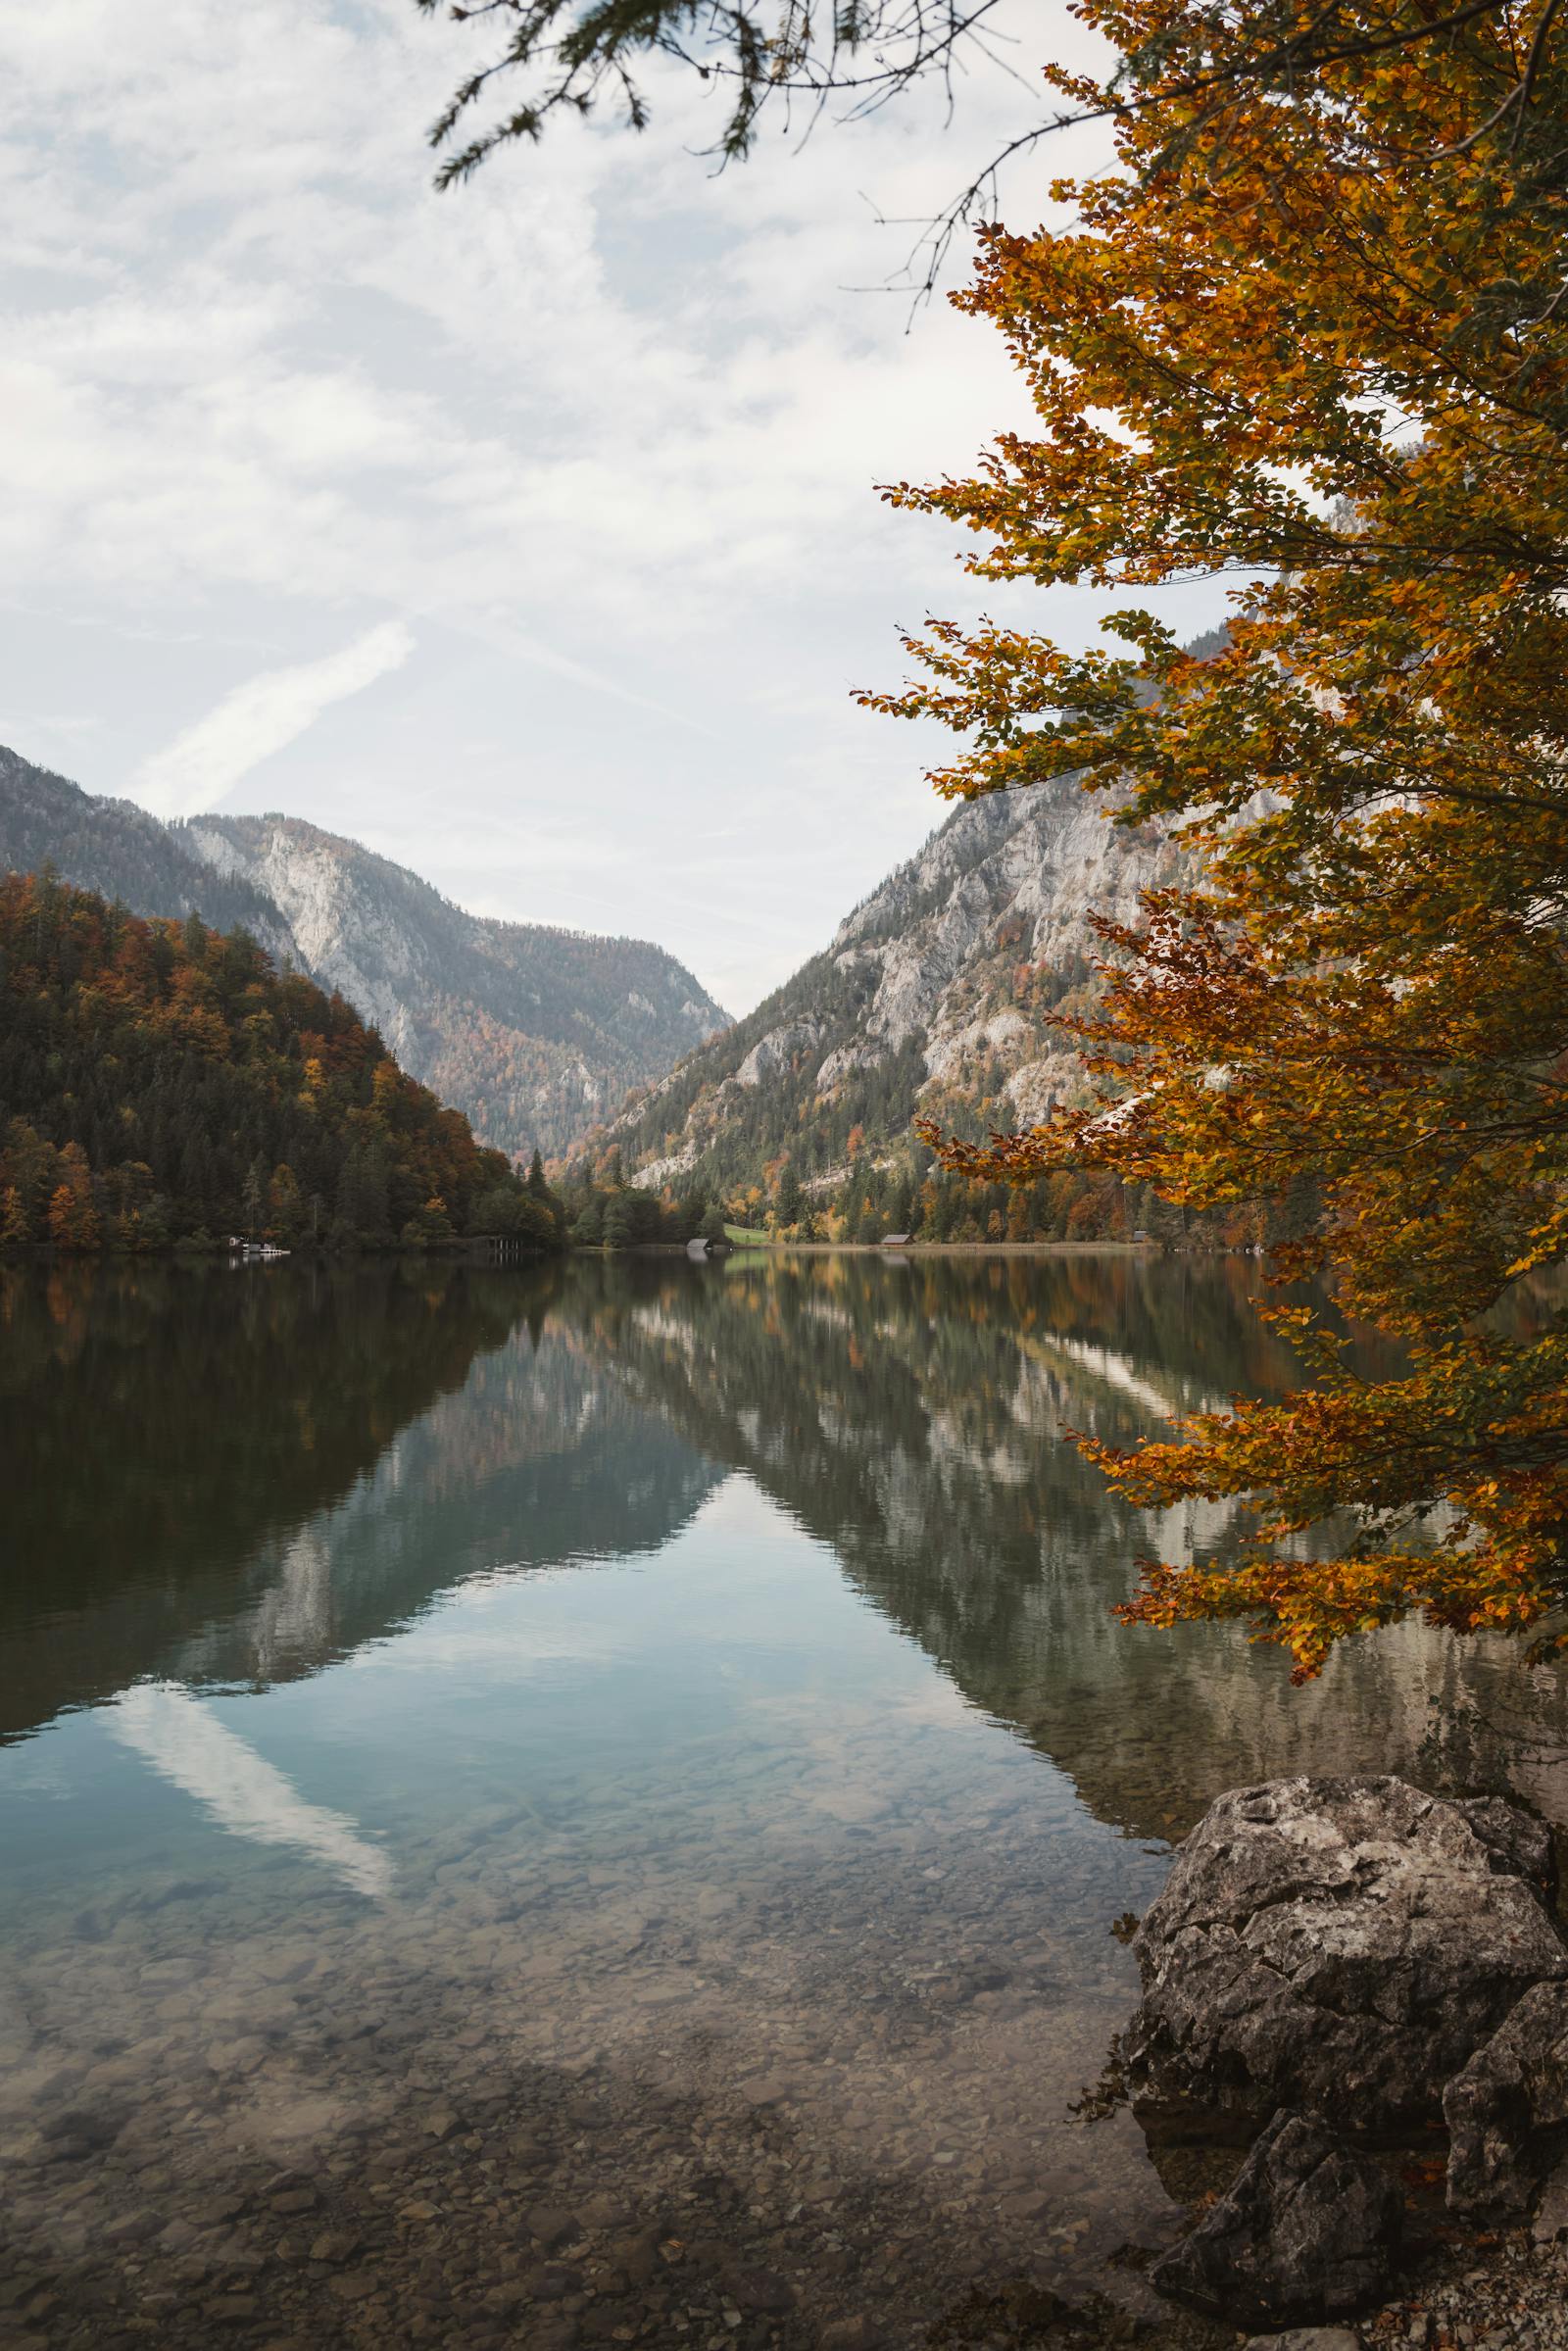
(242, 1160, 267, 1239)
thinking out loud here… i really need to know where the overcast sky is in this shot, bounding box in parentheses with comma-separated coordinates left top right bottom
(1, 0, 1229, 1015)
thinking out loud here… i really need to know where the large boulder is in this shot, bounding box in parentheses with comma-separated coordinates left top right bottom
(1445, 1979, 1568, 2214)
(1127, 1777, 1564, 2135)
(1150, 2109, 1402, 2327)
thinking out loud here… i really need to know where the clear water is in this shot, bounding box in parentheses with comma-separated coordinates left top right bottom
(3, 1252, 1565, 2350)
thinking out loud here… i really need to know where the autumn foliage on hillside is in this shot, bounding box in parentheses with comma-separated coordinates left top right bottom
(864, 0, 1568, 1674)
(0, 870, 559, 1252)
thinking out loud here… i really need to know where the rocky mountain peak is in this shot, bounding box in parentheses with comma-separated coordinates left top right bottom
(605, 771, 1184, 1195)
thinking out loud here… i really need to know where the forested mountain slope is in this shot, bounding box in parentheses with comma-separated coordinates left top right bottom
(0, 746, 729, 1157)
(606, 769, 1187, 1200)
(0, 871, 550, 1249)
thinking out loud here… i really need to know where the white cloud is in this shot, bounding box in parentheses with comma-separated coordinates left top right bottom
(133, 621, 416, 815)
(0, 0, 1232, 1008)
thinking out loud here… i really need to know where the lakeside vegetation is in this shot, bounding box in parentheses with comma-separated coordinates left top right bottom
(557, 1137, 1314, 1253)
(0, 858, 1273, 1264)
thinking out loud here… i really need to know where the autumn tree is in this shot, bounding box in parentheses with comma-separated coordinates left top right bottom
(268, 1163, 303, 1243)
(418, 0, 1548, 300)
(46, 1145, 100, 1252)
(856, 0, 1568, 1676)
(0, 1187, 26, 1249)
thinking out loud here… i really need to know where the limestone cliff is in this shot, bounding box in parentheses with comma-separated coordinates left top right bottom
(186, 813, 728, 1157)
(610, 771, 1184, 1194)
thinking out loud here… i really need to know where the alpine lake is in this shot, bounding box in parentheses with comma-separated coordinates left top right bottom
(5, 1249, 1568, 2351)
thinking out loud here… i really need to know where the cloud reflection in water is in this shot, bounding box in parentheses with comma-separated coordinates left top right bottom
(109, 1682, 392, 1898)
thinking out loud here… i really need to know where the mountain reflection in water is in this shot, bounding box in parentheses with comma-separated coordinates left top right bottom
(8, 1251, 1565, 1836)
(5, 1251, 1567, 2351)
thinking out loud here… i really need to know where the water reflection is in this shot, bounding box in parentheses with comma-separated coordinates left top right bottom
(567, 1251, 1568, 1840)
(2, 1256, 717, 1739)
(109, 1684, 393, 1899)
(8, 1250, 1568, 1830)
(3, 1251, 1565, 2351)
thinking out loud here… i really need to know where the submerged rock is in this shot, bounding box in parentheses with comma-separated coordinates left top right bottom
(1126, 1776, 1564, 2135)
(1240, 2332, 1362, 2351)
(1241, 2331, 1363, 2351)
(1149, 2109, 1402, 2327)
(1445, 1978, 1568, 2215)
(1531, 2150, 1568, 2243)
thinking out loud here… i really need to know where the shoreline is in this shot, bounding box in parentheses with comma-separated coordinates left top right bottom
(2, 1239, 1190, 1266)
(698, 1239, 1164, 1257)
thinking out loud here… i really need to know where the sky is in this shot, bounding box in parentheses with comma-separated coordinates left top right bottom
(0, 0, 1231, 1016)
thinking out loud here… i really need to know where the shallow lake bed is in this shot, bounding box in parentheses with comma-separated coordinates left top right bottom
(4, 1253, 1566, 2348)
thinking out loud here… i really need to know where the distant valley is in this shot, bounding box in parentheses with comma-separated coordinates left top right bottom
(0, 745, 729, 1158)
(2, 734, 1192, 1211)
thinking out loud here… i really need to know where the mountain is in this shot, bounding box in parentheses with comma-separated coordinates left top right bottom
(0, 869, 555, 1250)
(0, 746, 730, 1158)
(606, 768, 1187, 1200)
(0, 744, 293, 957)
(183, 812, 729, 1159)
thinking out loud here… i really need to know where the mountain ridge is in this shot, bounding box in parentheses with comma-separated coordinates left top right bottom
(0, 746, 729, 1158)
(602, 767, 1187, 1204)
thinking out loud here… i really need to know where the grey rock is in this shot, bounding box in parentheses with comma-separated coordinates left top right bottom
(613, 763, 1194, 1190)
(524, 2263, 579, 2302)
(326, 2271, 379, 2301)
(1532, 2152, 1568, 2244)
(203, 2295, 260, 2323)
(310, 2229, 362, 2264)
(734, 1020, 823, 1090)
(1151, 2110, 1402, 2327)
(1241, 2332, 1362, 2350)
(1127, 1777, 1565, 2134)
(268, 2186, 318, 2216)
(1446, 1981, 1568, 2214)
(101, 2208, 166, 2244)
(192, 2195, 246, 2229)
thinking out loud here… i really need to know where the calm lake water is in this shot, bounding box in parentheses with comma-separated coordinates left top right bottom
(4, 1250, 1567, 2351)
